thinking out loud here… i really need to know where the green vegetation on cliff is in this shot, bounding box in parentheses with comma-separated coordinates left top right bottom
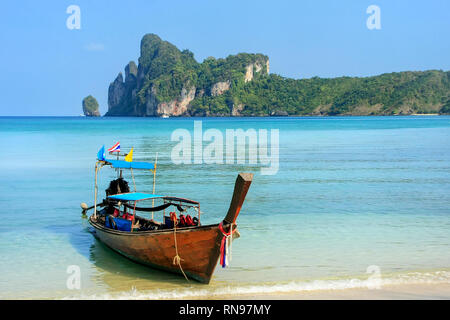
(105, 34, 450, 117)
(135, 34, 268, 106)
(191, 70, 450, 116)
(136, 35, 199, 103)
(440, 99, 450, 114)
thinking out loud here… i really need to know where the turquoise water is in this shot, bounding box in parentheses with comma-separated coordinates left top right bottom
(0, 116, 449, 299)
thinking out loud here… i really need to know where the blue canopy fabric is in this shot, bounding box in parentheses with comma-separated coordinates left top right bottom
(106, 159, 155, 170)
(107, 192, 164, 202)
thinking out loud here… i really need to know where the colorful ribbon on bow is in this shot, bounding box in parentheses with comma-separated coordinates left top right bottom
(218, 222, 236, 268)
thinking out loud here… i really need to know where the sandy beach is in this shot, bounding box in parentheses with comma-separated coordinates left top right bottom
(216, 283, 450, 300)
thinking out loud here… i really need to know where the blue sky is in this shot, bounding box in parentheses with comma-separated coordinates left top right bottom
(0, 0, 449, 116)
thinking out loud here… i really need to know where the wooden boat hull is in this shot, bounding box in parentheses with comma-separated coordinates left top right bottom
(89, 218, 224, 283)
(86, 172, 253, 284)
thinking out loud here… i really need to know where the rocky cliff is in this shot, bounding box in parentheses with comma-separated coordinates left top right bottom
(103, 34, 450, 117)
(107, 61, 138, 116)
(105, 34, 268, 116)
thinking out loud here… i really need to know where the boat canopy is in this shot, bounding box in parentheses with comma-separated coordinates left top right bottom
(104, 159, 155, 170)
(107, 193, 200, 207)
(163, 196, 199, 205)
(108, 192, 164, 202)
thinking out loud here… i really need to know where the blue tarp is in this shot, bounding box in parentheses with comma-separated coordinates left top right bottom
(106, 159, 155, 170)
(107, 192, 164, 202)
(105, 216, 132, 232)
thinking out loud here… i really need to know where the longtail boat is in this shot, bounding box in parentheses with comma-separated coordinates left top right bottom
(82, 146, 253, 284)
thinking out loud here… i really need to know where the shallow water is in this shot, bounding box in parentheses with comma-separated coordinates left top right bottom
(0, 116, 449, 299)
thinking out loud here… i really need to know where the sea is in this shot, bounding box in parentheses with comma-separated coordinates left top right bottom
(0, 116, 449, 299)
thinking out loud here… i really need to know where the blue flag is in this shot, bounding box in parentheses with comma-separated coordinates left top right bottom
(97, 145, 105, 161)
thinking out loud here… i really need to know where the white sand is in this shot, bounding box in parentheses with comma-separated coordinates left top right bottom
(209, 283, 450, 300)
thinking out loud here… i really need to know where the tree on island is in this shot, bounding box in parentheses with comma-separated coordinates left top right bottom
(82, 95, 100, 116)
(440, 99, 450, 114)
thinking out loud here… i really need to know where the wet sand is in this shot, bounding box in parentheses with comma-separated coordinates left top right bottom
(211, 283, 450, 300)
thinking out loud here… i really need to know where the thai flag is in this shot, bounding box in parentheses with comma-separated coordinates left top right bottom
(108, 141, 120, 153)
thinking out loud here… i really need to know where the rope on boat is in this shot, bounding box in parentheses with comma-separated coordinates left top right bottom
(170, 212, 189, 282)
(218, 222, 236, 268)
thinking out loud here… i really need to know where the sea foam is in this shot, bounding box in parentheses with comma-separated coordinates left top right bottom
(63, 270, 450, 300)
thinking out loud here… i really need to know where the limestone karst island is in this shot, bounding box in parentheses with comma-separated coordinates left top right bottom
(82, 95, 100, 117)
(91, 33, 450, 117)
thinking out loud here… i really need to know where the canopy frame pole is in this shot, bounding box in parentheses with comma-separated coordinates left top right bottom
(163, 198, 166, 222)
(130, 168, 137, 192)
(132, 200, 137, 230)
(151, 152, 158, 219)
(115, 152, 120, 178)
(94, 161, 99, 219)
(93, 161, 107, 219)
